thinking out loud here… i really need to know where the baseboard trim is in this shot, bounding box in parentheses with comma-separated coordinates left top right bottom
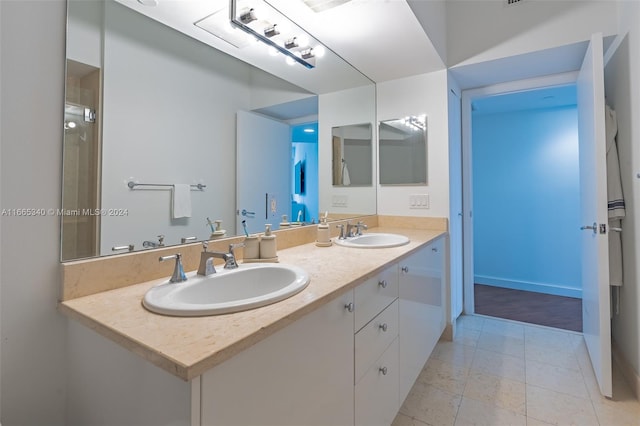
(441, 322, 454, 342)
(612, 339, 640, 401)
(475, 275, 582, 299)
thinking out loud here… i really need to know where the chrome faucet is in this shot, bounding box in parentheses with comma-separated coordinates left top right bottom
(197, 242, 218, 276)
(143, 234, 165, 249)
(355, 221, 368, 236)
(345, 221, 357, 238)
(181, 236, 197, 244)
(199, 243, 244, 274)
(159, 253, 187, 283)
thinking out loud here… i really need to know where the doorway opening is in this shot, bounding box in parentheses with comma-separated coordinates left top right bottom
(465, 82, 583, 332)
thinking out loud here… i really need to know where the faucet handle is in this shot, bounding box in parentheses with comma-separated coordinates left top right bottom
(229, 242, 245, 252)
(159, 253, 187, 283)
(202, 241, 209, 252)
(335, 224, 346, 239)
(355, 221, 368, 236)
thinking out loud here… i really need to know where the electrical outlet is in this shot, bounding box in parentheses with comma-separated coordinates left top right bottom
(409, 194, 429, 209)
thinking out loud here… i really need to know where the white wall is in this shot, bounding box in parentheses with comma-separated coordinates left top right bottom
(604, 0, 640, 383)
(0, 1, 68, 424)
(446, 0, 618, 67)
(318, 85, 377, 216)
(376, 71, 450, 218)
(66, 0, 102, 67)
(472, 106, 582, 298)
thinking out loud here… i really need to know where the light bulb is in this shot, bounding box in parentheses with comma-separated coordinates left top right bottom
(314, 45, 326, 58)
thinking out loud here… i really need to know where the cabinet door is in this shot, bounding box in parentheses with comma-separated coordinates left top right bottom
(355, 337, 399, 426)
(200, 290, 355, 426)
(398, 238, 445, 402)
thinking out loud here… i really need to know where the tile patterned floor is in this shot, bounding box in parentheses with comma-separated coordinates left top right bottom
(392, 315, 640, 426)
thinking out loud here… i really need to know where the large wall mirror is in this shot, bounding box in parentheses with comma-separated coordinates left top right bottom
(379, 115, 428, 185)
(62, 0, 376, 261)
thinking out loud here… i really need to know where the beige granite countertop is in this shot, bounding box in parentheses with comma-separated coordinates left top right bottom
(59, 227, 446, 381)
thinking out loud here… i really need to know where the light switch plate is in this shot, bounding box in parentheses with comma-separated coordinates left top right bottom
(332, 195, 349, 207)
(409, 194, 429, 209)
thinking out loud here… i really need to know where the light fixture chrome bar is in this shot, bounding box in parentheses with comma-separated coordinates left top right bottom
(229, 0, 315, 69)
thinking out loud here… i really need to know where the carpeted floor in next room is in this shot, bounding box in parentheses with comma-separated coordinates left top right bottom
(474, 284, 582, 332)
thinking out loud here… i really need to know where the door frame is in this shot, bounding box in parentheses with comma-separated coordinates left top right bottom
(461, 72, 579, 314)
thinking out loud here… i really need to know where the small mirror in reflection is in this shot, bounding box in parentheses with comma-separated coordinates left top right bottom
(379, 115, 427, 185)
(331, 123, 373, 187)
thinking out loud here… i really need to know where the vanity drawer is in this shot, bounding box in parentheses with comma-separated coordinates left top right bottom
(355, 299, 398, 383)
(355, 337, 399, 426)
(354, 265, 398, 332)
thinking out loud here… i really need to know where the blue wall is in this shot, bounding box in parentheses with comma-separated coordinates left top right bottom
(472, 106, 582, 298)
(291, 123, 319, 223)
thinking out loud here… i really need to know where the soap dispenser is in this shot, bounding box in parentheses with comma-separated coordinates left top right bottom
(316, 212, 332, 247)
(259, 224, 278, 261)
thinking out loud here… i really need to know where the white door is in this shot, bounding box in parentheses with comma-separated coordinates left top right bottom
(236, 111, 291, 235)
(577, 33, 612, 398)
(448, 87, 464, 319)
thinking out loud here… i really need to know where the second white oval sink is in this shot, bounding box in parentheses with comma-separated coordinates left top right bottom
(142, 263, 310, 317)
(334, 233, 410, 248)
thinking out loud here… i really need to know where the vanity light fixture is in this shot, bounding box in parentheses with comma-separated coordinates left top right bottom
(229, 0, 322, 69)
(301, 48, 315, 60)
(284, 37, 299, 49)
(264, 24, 280, 38)
(239, 8, 257, 24)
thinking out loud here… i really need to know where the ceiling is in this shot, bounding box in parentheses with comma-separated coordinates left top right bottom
(114, 0, 445, 93)
(472, 84, 577, 115)
(114, 0, 609, 116)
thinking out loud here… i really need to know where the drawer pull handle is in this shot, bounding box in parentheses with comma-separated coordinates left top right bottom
(378, 280, 388, 289)
(344, 302, 354, 313)
(379, 323, 388, 332)
(432, 247, 438, 252)
(401, 266, 409, 273)
(379, 366, 388, 376)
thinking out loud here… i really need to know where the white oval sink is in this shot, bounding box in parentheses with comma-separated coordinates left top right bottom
(333, 233, 410, 248)
(142, 263, 310, 316)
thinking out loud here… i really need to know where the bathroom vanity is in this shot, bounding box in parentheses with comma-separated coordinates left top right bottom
(60, 224, 447, 426)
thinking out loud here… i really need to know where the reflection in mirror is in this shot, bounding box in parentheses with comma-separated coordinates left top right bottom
(62, 0, 375, 261)
(62, 60, 101, 259)
(331, 124, 373, 187)
(379, 115, 428, 185)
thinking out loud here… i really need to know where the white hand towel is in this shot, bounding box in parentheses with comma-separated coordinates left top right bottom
(342, 162, 351, 186)
(172, 184, 192, 219)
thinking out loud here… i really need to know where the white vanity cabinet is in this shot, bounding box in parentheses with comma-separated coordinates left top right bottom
(64, 234, 448, 426)
(398, 237, 446, 403)
(199, 290, 355, 426)
(354, 265, 400, 426)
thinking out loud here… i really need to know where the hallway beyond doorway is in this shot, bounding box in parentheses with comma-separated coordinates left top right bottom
(474, 284, 582, 332)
